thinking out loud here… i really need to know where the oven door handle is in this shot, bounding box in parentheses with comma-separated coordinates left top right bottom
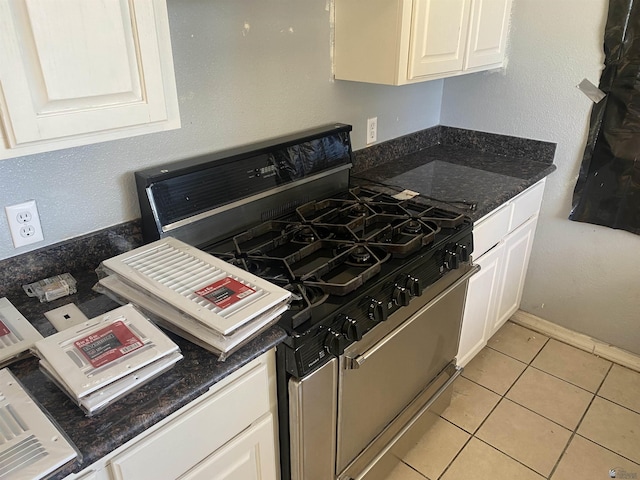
(346, 265, 479, 370)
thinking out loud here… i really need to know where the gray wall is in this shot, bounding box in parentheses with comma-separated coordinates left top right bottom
(0, 0, 443, 260)
(441, 0, 640, 354)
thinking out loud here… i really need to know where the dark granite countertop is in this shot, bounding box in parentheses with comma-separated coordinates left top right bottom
(352, 143, 556, 222)
(4, 269, 286, 478)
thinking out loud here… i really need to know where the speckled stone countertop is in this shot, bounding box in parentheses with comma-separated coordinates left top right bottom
(4, 269, 286, 478)
(351, 126, 557, 221)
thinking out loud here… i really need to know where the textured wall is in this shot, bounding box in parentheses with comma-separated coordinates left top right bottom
(441, 0, 640, 354)
(0, 0, 443, 260)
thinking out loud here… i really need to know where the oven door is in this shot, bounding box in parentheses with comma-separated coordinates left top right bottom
(336, 265, 477, 477)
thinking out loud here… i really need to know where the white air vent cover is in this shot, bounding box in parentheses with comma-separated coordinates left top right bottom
(101, 237, 292, 335)
(0, 368, 77, 479)
(34, 304, 180, 399)
(98, 275, 287, 358)
(0, 298, 44, 367)
(40, 351, 182, 415)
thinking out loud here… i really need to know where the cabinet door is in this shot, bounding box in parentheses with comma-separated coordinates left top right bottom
(409, 0, 471, 79)
(457, 242, 504, 366)
(465, 0, 512, 69)
(179, 414, 278, 480)
(0, 0, 177, 148)
(109, 361, 271, 480)
(491, 215, 538, 336)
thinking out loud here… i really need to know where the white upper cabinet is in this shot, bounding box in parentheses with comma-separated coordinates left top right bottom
(408, 0, 471, 79)
(465, 0, 512, 70)
(334, 0, 512, 85)
(0, 0, 180, 160)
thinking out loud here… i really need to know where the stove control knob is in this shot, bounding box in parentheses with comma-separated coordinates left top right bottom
(457, 243, 470, 262)
(367, 298, 388, 323)
(339, 315, 363, 341)
(405, 275, 422, 296)
(444, 247, 460, 270)
(324, 329, 345, 356)
(393, 286, 411, 306)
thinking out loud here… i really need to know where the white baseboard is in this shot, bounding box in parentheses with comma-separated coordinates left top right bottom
(511, 310, 640, 373)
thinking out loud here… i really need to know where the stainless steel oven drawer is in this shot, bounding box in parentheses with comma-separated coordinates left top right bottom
(339, 363, 461, 480)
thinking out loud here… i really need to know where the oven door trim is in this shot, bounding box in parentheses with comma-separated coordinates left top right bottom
(338, 363, 462, 480)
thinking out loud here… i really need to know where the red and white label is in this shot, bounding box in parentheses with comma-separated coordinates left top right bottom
(0, 320, 10, 337)
(74, 321, 144, 368)
(195, 277, 256, 309)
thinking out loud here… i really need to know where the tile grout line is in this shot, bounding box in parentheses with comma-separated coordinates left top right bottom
(399, 459, 429, 479)
(570, 361, 640, 467)
(546, 361, 614, 479)
(438, 324, 640, 479)
(435, 425, 475, 480)
(572, 432, 640, 467)
(437, 336, 549, 479)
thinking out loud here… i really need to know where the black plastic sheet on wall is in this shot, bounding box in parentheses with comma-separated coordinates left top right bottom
(570, 0, 640, 235)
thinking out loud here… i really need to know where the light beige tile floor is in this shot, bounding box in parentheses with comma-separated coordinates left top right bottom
(386, 321, 640, 480)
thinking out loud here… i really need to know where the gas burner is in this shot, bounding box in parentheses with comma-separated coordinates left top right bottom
(331, 242, 354, 258)
(348, 203, 371, 217)
(402, 220, 423, 235)
(367, 246, 392, 264)
(240, 257, 294, 284)
(295, 226, 317, 243)
(299, 284, 329, 307)
(244, 258, 270, 276)
(349, 246, 372, 264)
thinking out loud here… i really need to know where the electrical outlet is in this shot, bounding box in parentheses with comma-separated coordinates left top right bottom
(5, 200, 44, 248)
(367, 117, 377, 145)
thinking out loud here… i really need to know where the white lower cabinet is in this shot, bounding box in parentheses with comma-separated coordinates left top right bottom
(65, 349, 279, 480)
(457, 180, 545, 366)
(457, 241, 503, 366)
(179, 415, 277, 480)
(491, 215, 538, 337)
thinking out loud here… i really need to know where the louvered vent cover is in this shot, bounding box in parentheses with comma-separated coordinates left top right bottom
(0, 298, 43, 366)
(0, 369, 77, 479)
(34, 304, 180, 399)
(102, 238, 292, 335)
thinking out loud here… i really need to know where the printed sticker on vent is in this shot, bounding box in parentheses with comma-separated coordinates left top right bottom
(0, 319, 10, 337)
(74, 320, 143, 368)
(195, 277, 256, 309)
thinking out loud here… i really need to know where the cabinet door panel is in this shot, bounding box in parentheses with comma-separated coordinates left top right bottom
(457, 243, 503, 366)
(409, 0, 471, 78)
(108, 362, 271, 480)
(473, 202, 511, 258)
(0, 0, 168, 146)
(465, 0, 512, 69)
(492, 215, 538, 335)
(179, 414, 278, 480)
(509, 179, 545, 232)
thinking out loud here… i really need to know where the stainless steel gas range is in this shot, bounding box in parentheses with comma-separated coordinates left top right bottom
(134, 124, 477, 480)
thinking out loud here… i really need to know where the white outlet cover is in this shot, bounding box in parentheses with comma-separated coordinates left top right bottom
(44, 303, 89, 332)
(5, 200, 44, 248)
(367, 117, 377, 145)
